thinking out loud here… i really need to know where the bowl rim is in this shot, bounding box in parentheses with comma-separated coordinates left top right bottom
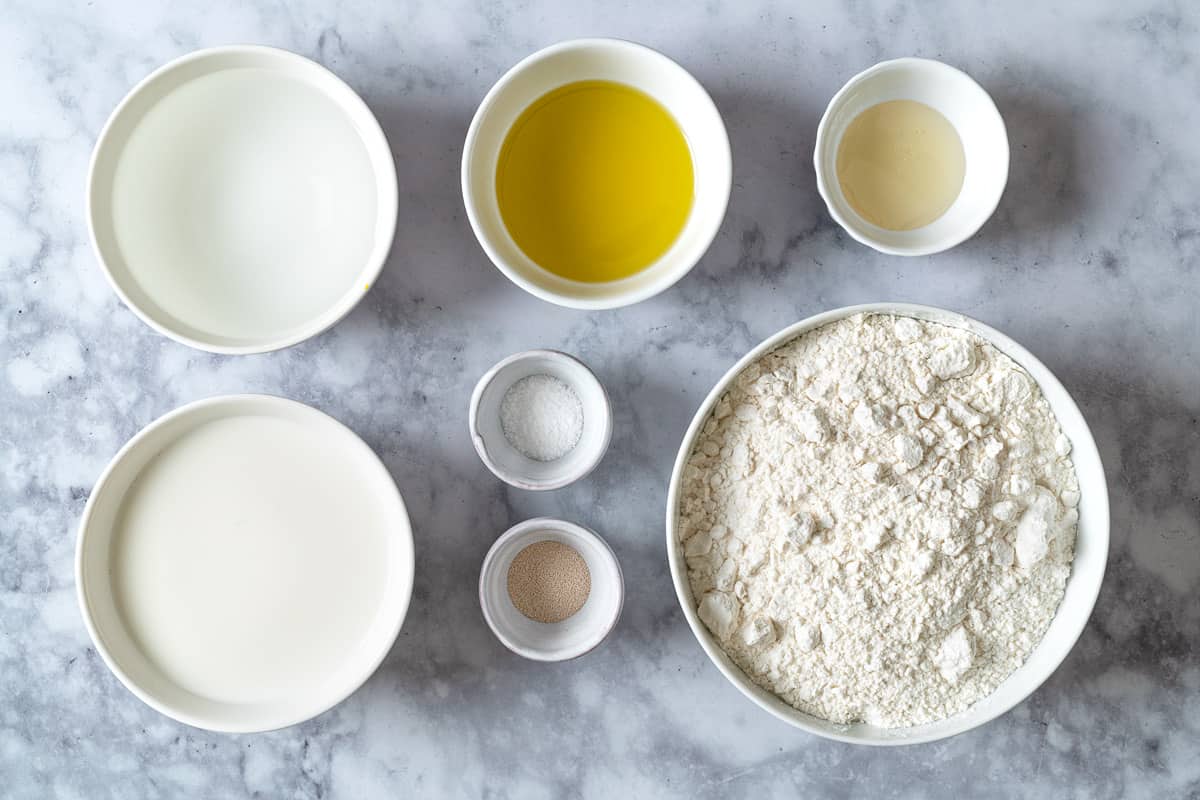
(813, 57, 1010, 257)
(478, 516, 625, 661)
(460, 36, 732, 310)
(664, 302, 1109, 745)
(74, 393, 415, 733)
(468, 349, 614, 491)
(85, 44, 399, 355)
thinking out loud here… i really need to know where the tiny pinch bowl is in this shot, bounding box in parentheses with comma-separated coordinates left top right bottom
(479, 518, 624, 661)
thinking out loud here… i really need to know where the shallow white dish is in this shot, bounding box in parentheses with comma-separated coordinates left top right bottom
(462, 37, 731, 309)
(665, 302, 1109, 745)
(87, 46, 398, 354)
(814, 58, 1009, 256)
(76, 395, 414, 733)
(469, 349, 612, 491)
(479, 518, 624, 661)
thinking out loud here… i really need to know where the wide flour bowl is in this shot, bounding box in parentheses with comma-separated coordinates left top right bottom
(664, 303, 1108, 745)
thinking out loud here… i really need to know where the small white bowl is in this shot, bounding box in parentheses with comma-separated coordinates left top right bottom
(461, 38, 731, 309)
(469, 350, 612, 491)
(813, 58, 1009, 256)
(76, 395, 414, 733)
(666, 303, 1109, 745)
(480, 518, 624, 661)
(87, 46, 398, 354)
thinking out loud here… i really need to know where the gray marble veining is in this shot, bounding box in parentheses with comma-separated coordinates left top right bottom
(2, 1, 1198, 797)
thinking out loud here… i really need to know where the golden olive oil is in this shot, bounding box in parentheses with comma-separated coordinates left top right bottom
(496, 80, 694, 283)
(836, 99, 966, 231)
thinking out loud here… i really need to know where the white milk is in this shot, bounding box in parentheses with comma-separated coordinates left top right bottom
(111, 415, 396, 704)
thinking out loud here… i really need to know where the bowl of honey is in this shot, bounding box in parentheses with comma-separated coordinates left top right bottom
(813, 57, 1009, 256)
(462, 38, 731, 309)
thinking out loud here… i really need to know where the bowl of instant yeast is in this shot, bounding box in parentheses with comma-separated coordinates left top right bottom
(479, 518, 624, 661)
(462, 38, 731, 309)
(814, 58, 1008, 256)
(88, 46, 398, 353)
(76, 395, 414, 732)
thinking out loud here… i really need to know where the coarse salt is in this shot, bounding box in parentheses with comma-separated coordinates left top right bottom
(500, 374, 584, 461)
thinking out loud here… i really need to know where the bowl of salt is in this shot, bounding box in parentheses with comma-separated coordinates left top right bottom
(468, 349, 613, 490)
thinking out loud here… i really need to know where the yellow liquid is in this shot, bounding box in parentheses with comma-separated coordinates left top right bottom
(496, 80, 694, 283)
(836, 100, 966, 231)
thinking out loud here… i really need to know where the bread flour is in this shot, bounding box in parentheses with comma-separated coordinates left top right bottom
(678, 314, 1079, 727)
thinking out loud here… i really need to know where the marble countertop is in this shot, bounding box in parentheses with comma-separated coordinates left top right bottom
(3, 1, 1197, 797)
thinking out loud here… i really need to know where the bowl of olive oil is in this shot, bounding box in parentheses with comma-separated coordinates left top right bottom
(813, 57, 1009, 257)
(462, 38, 731, 309)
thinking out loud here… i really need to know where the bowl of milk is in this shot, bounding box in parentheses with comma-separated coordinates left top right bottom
(75, 395, 415, 732)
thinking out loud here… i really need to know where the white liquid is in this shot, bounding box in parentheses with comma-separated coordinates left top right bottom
(111, 415, 396, 704)
(110, 67, 379, 342)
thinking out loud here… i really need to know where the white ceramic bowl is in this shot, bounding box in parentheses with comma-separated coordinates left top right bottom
(814, 58, 1009, 256)
(76, 395, 414, 732)
(461, 38, 731, 309)
(87, 46, 398, 354)
(665, 303, 1109, 745)
(479, 518, 624, 661)
(469, 349, 613, 491)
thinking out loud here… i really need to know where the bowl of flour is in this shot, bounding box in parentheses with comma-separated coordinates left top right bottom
(666, 303, 1108, 744)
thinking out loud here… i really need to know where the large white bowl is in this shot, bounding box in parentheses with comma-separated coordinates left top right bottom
(461, 38, 731, 309)
(87, 46, 398, 354)
(665, 303, 1109, 745)
(76, 395, 414, 732)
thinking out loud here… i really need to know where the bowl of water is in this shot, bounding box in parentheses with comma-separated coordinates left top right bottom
(87, 46, 398, 353)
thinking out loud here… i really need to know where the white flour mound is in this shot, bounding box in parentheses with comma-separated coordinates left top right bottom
(678, 314, 1080, 728)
